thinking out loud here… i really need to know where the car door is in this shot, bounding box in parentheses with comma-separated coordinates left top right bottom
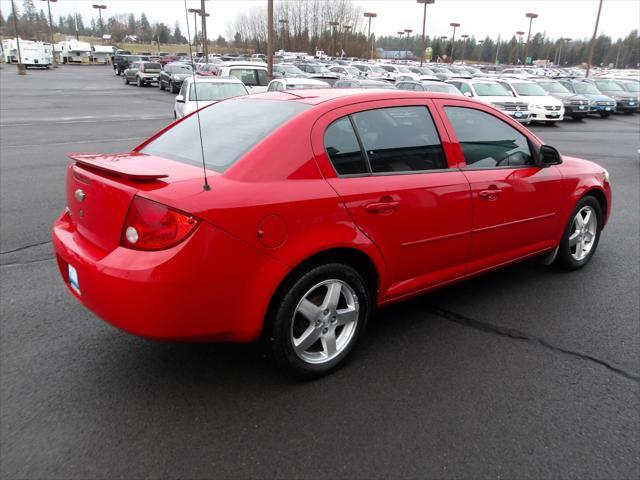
(434, 99, 565, 272)
(311, 99, 472, 299)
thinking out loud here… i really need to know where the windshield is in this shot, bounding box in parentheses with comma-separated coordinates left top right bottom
(167, 64, 192, 74)
(189, 82, 247, 101)
(371, 66, 386, 74)
(511, 82, 548, 96)
(397, 66, 413, 73)
(595, 80, 624, 91)
(474, 83, 511, 96)
(345, 66, 360, 75)
(575, 83, 600, 95)
(308, 65, 331, 73)
(420, 67, 435, 75)
(538, 81, 570, 93)
(141, 99, 310, 173)
(278, 64, 304, 74)
(620, 81, 639, 92)
(424, 83, 461, 94)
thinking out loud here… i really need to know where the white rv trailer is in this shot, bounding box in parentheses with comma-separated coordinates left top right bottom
(57, 40, 91, 64)
(1, 38, 53, 67)
(91, 45, 114, 64)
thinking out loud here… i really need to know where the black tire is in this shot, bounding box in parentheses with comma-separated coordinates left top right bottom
(572, 115, 584, 121)
(171, 81, 178, 94)
(137, 77, 143, 87)
(265, 263, 372, 379)
(159, 79, 165, 91)
(599, 112, 610, 118)
(554, 195, 603, 270)
(123, 75, 129, 85)
(624, 110, 633, 115)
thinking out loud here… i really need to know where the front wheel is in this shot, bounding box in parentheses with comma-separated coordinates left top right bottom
(137, 77, 143, 87)
(554, 196, 602, 270)
(266, 263, 371, 378)
(123, 75, 129, 85)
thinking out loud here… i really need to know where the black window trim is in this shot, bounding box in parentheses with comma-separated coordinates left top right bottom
(442, 104, 539, 171)
(324, 105, 451, 178)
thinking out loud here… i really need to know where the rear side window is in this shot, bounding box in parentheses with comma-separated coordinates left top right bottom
(141, 99, 309, 172)
(352, 107, 447, 173)
(444, 106, 533, 169)
(324, 118, 369, 175)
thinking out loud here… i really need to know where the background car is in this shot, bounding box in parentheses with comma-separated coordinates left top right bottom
(174, 77, 248, 119)
(123, 61, 162, 87)
(396, 80, 463, 95)
(607, 78, 639, 112)
(195, 63, 219, 77)
(587, 78, 636, 114)
(158, 63, 193, 93)
(350, 63, 389, 80)
(558, 79, 616, 117)
(535, 79, 590, 120)
(496, 79, 565, 124)
(216, 62, 269, 93)
(333, 78, 396, 89)
(293, 63, 341, 85)
(447, 78, 531, 123)
(267, 78, 332, 91)
(329, 65, 363, 78)
(273, 63, 308, 78)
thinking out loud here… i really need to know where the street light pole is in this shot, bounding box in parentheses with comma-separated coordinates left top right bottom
(397, 31, 404, 60)
(585, 0, 603, 77)
(516, 31, 525, 63)
(460, 34, 469, 63)
(329, 21, 339, 57)
(404, 28, 412, 60)
(417, 0, 435, 67)
(92, 5, 106, 45)
(187, 8, 200, 55)
(524, 12, 538, 65)
(449, 22, 460, 62)
(200, 0, 208, 63)
(279, 19, 288, 52)
(267, 0, 273, 80)
(364, 12, 377, 60)
(342, 25, 352, 57)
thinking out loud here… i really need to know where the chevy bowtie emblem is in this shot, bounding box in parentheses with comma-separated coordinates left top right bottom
(74, 189, 86, 202)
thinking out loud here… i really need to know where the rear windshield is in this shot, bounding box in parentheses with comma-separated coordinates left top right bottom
(143, 63, 162, 70)
(189, 82, 248, 100)
(140, 99, 310, 172)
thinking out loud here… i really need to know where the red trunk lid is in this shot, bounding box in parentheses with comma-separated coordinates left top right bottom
(66, 152, 206, 252)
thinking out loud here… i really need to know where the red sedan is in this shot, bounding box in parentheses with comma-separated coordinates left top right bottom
(52, 89, 612, 377)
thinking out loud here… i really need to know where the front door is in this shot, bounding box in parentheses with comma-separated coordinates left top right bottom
(435, 100, 564, 272)
(312, 100, 472, 299)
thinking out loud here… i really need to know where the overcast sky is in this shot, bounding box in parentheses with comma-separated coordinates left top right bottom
(3, 0, 639, 41)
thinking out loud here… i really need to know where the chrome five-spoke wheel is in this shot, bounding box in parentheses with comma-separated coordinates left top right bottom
(569, 205, 597, 261)
(291, 279, 359, 364)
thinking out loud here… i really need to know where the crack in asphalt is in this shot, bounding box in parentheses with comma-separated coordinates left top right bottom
(0, 240, 52, 255)
(428, 305, 640, 383)
(0, 257, 55, 268)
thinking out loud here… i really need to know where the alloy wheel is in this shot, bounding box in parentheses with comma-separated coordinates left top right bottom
(291, 279, 359, 364)
(569, 205, 597, 261)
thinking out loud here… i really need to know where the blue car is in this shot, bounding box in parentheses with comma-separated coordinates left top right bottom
(558, 79, 616, 117)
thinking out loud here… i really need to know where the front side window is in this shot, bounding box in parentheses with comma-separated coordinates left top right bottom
(141, 99, 309, 172)
(459, 83, 472, 95)
(324, 118, 369, 175)
(444, 107, 533, 169)
(575, 83, 600, 95)
(229, 69, 267, 86)
(352, 106, 447, 173)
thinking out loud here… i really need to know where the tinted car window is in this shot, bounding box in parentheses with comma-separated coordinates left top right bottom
(141, 99, 309, 172)
(444, 107, 533, 169)
(352, 107, 447, 173)
(324, 118, 369, 175)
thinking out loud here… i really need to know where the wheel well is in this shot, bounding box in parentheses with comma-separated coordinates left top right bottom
(263, 248, 380, 332)
(583, 189, 607, 225)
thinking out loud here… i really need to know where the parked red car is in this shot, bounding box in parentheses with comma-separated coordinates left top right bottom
(52, 89, 612, 377)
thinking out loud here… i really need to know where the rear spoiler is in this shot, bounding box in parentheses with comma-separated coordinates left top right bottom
(68, 152, 169, 180)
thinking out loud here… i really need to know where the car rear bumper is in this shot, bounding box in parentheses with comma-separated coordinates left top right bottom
(52, 210, 287, 342)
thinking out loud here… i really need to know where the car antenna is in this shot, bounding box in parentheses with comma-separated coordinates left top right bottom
(183, 0, 210, 191)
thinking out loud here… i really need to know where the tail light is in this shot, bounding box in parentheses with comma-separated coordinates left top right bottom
(120, 196, 198, 251)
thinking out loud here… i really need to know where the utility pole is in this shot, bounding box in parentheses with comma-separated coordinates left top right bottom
(74, 13, 79, 40)
(92, 5, 107, 45)
(417, 0, 435, 67)
(364, 12, 377, 60)
(614, 41, 622, 69)
(41, 0, 58, 67)
(460, 34, 469, 63)
(329, 21, 339, 57)
(404, 28, 412, 60)
(267, 0, 273, 80)
(342, 25, 352, 57)
(523, 12, 538, 65)
(200, 0, 208, 63)
(585, 0, 603, 77)
(516, 31, 525, 63)
(279, 19, 288, 52)
(10, 0, 26, 74)
(397, 31, 405, 60)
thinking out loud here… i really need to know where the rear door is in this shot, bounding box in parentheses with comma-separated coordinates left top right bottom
(312, 99, 472, 299)
(434, 99, 564, 272)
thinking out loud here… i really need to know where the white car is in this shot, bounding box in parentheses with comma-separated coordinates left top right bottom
(266, 77, 332, 91)
(328, 65, 363, 78)
(377, 64, 420, 81)
(446, 78, 531, 124)
(216, 62, 269, 94)
(174, 77, 248, 119)
(496, 79, 565, 123)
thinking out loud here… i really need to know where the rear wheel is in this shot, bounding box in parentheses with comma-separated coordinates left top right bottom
(266, 263, 371, 378)
(554, 196, 602, 270)
(123, 75, 129, 85)
(159, 79, 164, 90)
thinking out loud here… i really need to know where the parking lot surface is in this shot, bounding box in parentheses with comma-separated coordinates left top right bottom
(1, 66, 638, 479)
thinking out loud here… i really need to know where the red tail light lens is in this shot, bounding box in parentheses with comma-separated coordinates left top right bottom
(120, 196, 198, 251)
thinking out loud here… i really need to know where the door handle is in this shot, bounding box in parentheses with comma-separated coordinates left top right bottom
(479, 189, 502, 201)
(365, 201, 400, 213)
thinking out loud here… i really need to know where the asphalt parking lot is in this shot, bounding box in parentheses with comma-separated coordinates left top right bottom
(1, 65, 638, 479)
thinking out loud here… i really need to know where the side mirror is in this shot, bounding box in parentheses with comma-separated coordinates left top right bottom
(463, 91, 473, 97)
(539, 145, 562, 166)
(176, 95, 185, 103)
